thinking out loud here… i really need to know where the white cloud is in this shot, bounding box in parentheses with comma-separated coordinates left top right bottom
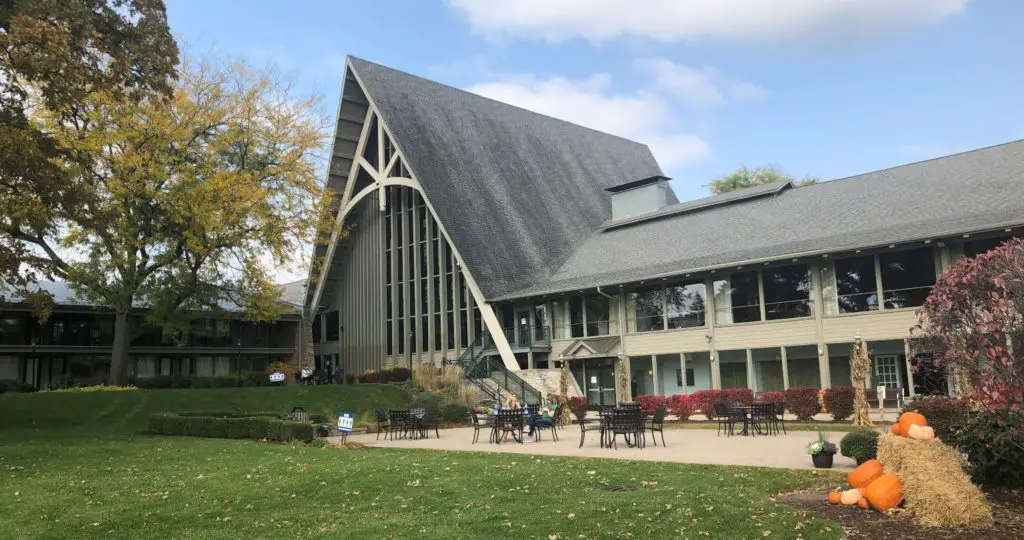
(466, 74, 710, 168)
(635, 58, 764, 108)
(447, 0, 967, 43)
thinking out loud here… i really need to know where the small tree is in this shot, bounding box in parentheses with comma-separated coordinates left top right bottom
(707, 165, 818, 194)
(911, 238, 1024, 412)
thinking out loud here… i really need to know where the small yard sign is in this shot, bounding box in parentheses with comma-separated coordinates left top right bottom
(337, 413, 354, 433)
(269, 372, 286, 383)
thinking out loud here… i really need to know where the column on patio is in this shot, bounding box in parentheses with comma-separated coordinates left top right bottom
(630, 355, 654, 397)
(827, 343, 855, 388)
(751, 347, 785, 393)
(717, 349, 748, 389)
(785, 345, 821, 388)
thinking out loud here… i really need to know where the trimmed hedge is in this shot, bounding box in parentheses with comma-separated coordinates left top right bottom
(148, 411, 315, 442)
(131, 373, 276, 389)
(785, 387, 820, 421)
(840, 429, 880, 462)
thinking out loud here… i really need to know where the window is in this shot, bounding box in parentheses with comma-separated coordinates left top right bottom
(834, 255, 877, 313)
(325, 311, 340, 342)
(762, 264, 811, 320)
(713, 271, 760, 324)
(666, 281, 706, 329)
(584, 295, 610, 336)
(0, 356, 19, 379)
(0, 313, 26, 345)
(569, 297, 584, 338)
(631, 286, 665, 332)
(676, 368, 695, 387)
(136, 356, 157, 379)
(880, 247, 935, 309)
(385, 321, 393, 356)
(963, 236, 1014, 257)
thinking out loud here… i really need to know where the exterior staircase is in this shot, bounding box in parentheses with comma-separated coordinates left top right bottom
(444, 330, 543, 404)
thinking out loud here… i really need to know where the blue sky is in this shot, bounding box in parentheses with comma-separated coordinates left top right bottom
(166, 0, 1024, 204)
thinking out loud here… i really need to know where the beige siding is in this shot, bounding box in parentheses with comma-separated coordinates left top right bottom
(331, 195, 385, 376)
(821, 310, 918, 343)
(624, 328, 708, 355)
(715, 318, 818, 350)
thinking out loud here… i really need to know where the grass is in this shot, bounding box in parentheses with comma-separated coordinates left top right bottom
(0, 386, 845, 539)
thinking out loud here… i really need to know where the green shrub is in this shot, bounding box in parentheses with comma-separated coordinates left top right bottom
(439, 404, 469, 423)
(958, 409, 1024, 488)
(170, 376, 191, 389)
(191, 376, 239, 388)
(134, 376, 172, 389)
(839, 429, 880, 462)
(902, 395, 969, 444)
(0, 380, 38, 393)
(411, 393, 442, 415)
(148, 411, 314, 442)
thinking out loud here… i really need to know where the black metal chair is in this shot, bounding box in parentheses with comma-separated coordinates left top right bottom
(374, 408, 390, 440)
(578, 415, 605, 448)
(608, 408, 645, 449)
(713, 402, 737, 436)
(532, 406, 561, 442)
(645, 404, 667, 446)
(469, 409, 491, 444)
(388, 410, 412, 440)
(418, 410, 440, 439)
(750, 403, 777, 435)
(773, 401, 787, 435)
(495, 410, 524, 444)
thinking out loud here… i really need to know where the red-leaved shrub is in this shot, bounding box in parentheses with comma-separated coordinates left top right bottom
(567, 396, 589, 422)
(722, 388, 754, 406)
(757, 390, 785, 404)
(785, 387, 820, 420)
(688, 389, 721, 418)
(824, 386, 855, 421)
(667, 394, 695, 421)
(635, 395, 668, 416)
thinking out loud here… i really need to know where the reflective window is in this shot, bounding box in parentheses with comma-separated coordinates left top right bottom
(713, 271, 760, 324)
(584, 295, 611, 336)
(763, 264, 811, 320)
(880, 247, 935, 309)
(666, 281, 706, 329)
(569, 297, 584, 338)
(834, 255, 877, 313)
(631, 286, 665, 332)
(325, 311, 340, 342)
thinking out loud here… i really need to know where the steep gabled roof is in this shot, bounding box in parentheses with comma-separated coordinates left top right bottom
(347, 57, 665, 299)
(499, 139, 1024, 299)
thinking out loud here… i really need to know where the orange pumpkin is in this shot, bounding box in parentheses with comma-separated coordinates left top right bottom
(864, 473, 903, 511)
(857, 498, 870, 510)
(898, 412, 927, 437)
(848, 459, 884, 489)
(828, 491, 842, 505)
(840, 488, 863, 505)
(890, 423, 901, 435)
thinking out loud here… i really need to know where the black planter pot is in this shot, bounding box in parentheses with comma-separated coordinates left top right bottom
(812, 452, 835, 469)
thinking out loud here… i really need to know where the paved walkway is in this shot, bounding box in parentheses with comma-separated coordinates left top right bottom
(335, 426, 858, 471)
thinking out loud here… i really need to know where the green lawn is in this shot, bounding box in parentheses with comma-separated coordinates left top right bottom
(0, 387, 844, 539)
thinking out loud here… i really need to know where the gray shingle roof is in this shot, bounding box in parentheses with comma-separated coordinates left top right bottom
(499, 139, 1024, 300)
(348, 57, 666, 299)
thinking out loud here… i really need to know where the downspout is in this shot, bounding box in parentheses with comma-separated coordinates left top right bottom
(595, 286, 614, 300)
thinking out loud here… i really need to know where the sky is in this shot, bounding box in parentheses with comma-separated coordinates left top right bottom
(164, 0, 1024, 280)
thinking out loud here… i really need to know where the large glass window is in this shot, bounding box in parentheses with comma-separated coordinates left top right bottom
(325, 311, 340, 342)
(963, 236, 1015, 257)
(312, 314, 322, 343)
(834, 255, 878, 313)
(713, 271, 760, 324)
(569, 297, 584, 338)
(762, 264, 811, 320)
(880, 247, 935, 309)
(0, 313, 26, 345)
(631, 286, 665, 332)
(666, 281, 706, 329)
(584, 295, 610, 336)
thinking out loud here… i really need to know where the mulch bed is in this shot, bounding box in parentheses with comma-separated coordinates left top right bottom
(778, 488, 1024, 540)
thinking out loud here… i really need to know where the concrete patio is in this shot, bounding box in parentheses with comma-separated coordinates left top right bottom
(336, 425, 860, 471)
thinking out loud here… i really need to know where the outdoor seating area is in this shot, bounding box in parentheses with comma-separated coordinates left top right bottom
(714, 401, 787, 437)
(377, 407, 441, 440)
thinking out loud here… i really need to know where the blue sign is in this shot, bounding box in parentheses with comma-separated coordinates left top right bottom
(337, 413, 354, 433)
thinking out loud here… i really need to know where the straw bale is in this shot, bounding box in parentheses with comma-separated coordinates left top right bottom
(876, 434, 993, 528)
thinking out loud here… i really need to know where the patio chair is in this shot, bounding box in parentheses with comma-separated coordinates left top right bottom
(750, 403, 777, 435)
(374, 408, 390, 440)
(713, 402, 737, 436)
(645, 404, 667, 446)
(469, 409, 491, 444)
(773, 401, 787, 435)
(495, 409, 524, 444)
(418, 410, 441, 439)
(578, 414, 606, 448)
(607, 408, 645, 450)
(532, 406, 561, 442)
(388, 410, 412, 440)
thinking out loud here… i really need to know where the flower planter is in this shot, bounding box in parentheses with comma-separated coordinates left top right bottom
(811, 452, 835, 469)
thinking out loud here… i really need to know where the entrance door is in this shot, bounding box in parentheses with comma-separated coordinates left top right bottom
(874, 355, 901, 389)
(585, 363, 617, 407)
(516, 311, 530, 347)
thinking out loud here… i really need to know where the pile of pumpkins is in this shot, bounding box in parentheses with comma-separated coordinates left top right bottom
(826, 411, 932, 511)
(889, 411, 934, 440)
(828, 459, 904, 511)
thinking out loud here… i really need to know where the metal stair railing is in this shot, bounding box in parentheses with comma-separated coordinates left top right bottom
(444, 330, 543, 404)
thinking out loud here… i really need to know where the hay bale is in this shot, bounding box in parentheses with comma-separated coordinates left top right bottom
(876, 434, 993, 528)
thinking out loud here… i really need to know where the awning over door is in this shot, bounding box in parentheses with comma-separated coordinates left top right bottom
(558, 336, 621, 359)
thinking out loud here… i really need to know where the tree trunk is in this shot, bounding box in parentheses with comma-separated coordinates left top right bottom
(109, 310, 132, 386)
(616, 355, 632, 403)
(851, 342, 873, 426)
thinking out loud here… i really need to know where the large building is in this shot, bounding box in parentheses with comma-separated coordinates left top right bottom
(306, 57, 1023, 404)
(0, 280, 304, 389)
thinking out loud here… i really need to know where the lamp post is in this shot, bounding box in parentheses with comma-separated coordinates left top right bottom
(235, 337, 242, 386)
